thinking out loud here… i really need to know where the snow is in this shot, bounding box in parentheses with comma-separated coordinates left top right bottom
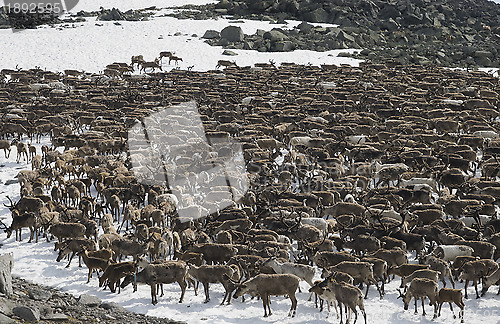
(1, 147, 500, 323)
(0, 1, 499, 323)
(0, 7, 361, 73)
(69, 0, 218, 12)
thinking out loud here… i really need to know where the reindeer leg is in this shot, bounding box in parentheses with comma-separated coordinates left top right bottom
(203, 282, 210, 303)
(339, 301, 344, 324)
(66, 252, 75, 268)
(464, 280, 469, 299)
(421, 297, 426, 316)
(374, 281, 383, 299)
(151, 284, 157, 305)
(449, 302, 455, 319)
(262, 294, 268, 317)
(474, 279, 480, 299)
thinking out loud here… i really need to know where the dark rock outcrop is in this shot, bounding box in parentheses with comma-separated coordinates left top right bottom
(190, 0, 500, 67)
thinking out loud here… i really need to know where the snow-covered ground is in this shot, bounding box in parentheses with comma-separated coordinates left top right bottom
(1, 0, 500, 323)
(0, 0, 361, 73)
(1, 139, 499, 324)
(1, 136, 500, 324)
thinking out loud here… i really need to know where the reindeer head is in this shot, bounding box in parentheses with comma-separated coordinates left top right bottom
(0, 219, 12, 237)
(397, 288, 412, 310)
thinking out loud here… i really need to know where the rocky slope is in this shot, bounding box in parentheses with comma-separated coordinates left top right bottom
(177, 0, 500, 67)
(0, 276, 183, 324)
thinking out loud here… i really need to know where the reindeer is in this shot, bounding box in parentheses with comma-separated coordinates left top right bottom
(232, 273, 300, 317)
(159, 51, 174, 63)
(0, 139, 11, 158)
(11, 139, 28, 162)
(437, 288, 465, 322)
(169, 55, 183, 65)
(216, 60, 237, 69)
(79, 247, 113, 283)
(322, 278, 367, 324)
(0, 212, 38, 243)
(140, 58, 162, 73)
(398, 278, 439, 319)
(131, 55, 145, 68)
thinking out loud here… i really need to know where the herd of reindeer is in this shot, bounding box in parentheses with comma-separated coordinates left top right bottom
(1, 58, 500, 324)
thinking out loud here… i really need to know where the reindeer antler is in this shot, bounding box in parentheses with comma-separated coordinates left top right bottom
(0, 219, 8, 231)
(3, 196, 15, 209)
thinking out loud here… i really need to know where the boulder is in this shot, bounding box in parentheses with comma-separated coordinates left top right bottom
(78, 294, 101, 307)
(0, 254, 13, 297)
(202, 30, 220, 39)
(273, 41, 295, 52)
(263, 29, 288, 42)
(297, 21, 313, 33)
(42, 313, 69, 321)
(474, 50, 494, 58)
(0, 313, 15, 324)
(12, 306, 40, 322)
(100, 302, 127, 312)
(28, 288, 52, 301)
(215, 0, 232, 9)
(303, 8, 329, 23)
(222, 50, 238, 56)
(220, 26, 244, 42)
(97, 8, 125, 21)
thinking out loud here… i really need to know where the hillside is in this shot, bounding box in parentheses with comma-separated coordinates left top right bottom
(178, 0, 500, 67)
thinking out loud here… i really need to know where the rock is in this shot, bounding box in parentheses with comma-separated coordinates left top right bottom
(12, 305, 40, 322)
(303, 8, 329, 23)
(297, 21, 313, 33)
(220, 26, 244, 42)
(78, 294, 101, 307)
(202, 30, 220, 39)
(0, 254, 13, 297)
(474, 50, 493, 58)
(475, 56, 492, 67)
(216, 0, 232, 9)
(102, 313, 117, 320)
(255, 29, 267, 37)
(222, 50, 238, 56)
(0, 296, 15, 314)
(100, 301, 127, 312)
(273, 41, 295, 52)
(98, 8, 125, 21)
(28, 288, 52, 301)
(338, 52, 353, 57)
(42, 313, 69, 321)
(338, 30, 355, 43)
(379, 18, 399, 31)
(0, 313, 15, 324)
(263, 29, 288, 42)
